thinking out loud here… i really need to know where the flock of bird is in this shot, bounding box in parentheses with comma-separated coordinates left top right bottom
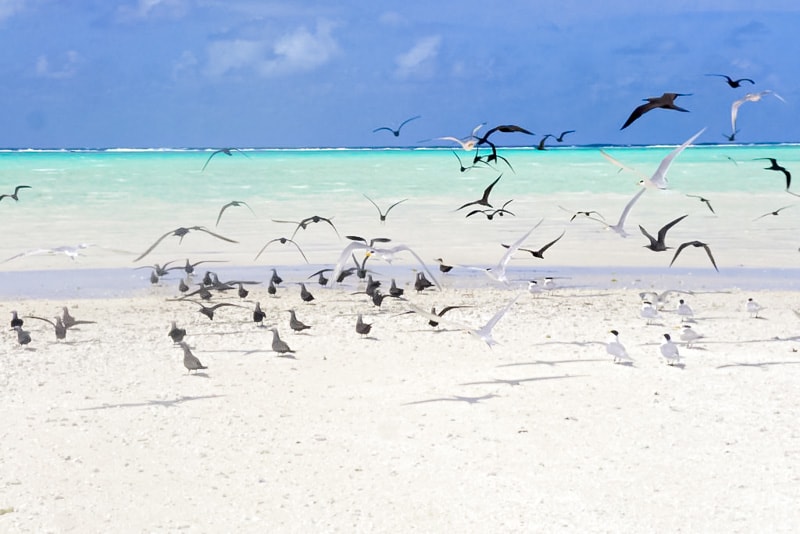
(4, 71, 798, 374)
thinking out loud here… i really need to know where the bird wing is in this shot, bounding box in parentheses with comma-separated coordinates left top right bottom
(699, 243, 719, 272)
(536, 231, 566, 256)
(648, 127, 706, 189)
(472, 293, 523, 346)
(384, 198, 407, 216)
(25, 315, 56, 327)
(638, 225, 658, 248)
(599, 150, 650, 182)
(496, 221, 543, 272)
(215, 202, 234, 226)
(612, 188, 646, 233)
(375, 244, 442, 290)
(620, 101, 655, 130)
(397, 115, 422, 130)
(669, 242, 693, 267)
(331, 241, 370, 283)
(201, 149, 224, 171)
(193, 226, 239, 244)
(479, 174, 503, 203)
(656, 214, 689, 243)
(133, 229, 178, 262)
(372, 126, 395, 134)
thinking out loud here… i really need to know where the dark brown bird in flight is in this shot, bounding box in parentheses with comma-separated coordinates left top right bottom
(621, 93, 691, 130)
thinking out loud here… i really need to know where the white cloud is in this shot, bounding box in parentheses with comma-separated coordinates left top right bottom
(204, 21, 339, 78)
(35, 50, 82, 79)
(116, 0, 188, 21)
(395, 35, 441, 79)
(0, 0, 25, 21)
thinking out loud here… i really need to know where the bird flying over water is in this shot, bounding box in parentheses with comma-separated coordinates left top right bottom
(456, 174, 502, 211)
(272, 215, 339, 239)
(201, 148, 249, 171)
(254, 237, 309, 263)
(0, 185, 31, 202)
(755, 157, 792, 191)
(475, 124, 534, 146)
(216, 200, 255, 226)
(501, 230, 565, 259)
(134, 226, 238, 262)
(669, 241, 719, 272)
(639, 214, 688, 252)
(372, 116, 421, 137)
(705, 74, 755, 88)
(363, 194, 407, 223)
(730, 91, 785, 136)
(620, 92, 691, 130)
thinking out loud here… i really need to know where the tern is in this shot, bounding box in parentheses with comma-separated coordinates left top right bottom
(640, 301, 660, 325)
(746, 298, 763, 318)
(607, 330, 632, 364)
(677, 299, 694, 321)
(705, 74, 754, 88)
(434, 123, 485, 151)
(330, 241, 441, 290)
(621, 92, 691, 130)
(659, 334, 681, 365)
(372, 115, 421, 137)
(731, 91, 785, 135)
(3, 243, 94, 263)
(201, 148, 249, 171)
(134, 226, 237, 262)
(587, 188, 645, 238)
(0, 185, 32, 201)
(669, 241, 719, 272)
(215, 200, 255, 226)
(363, 194, 407, 223)
(407, 293, 522, 348)
(680, 325, 703, 348)
(604, 128, 705, 190)
(468, 222, 542, 284)
(639, 214, 688, 251)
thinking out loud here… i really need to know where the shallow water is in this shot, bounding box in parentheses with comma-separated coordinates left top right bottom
(2, 143, 799, 297)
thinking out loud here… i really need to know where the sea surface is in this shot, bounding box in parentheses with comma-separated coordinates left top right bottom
(1, 141, 799, 297)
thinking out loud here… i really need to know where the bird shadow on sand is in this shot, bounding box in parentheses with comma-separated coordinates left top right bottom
(716, 361, 800, 370)
(458, 374, 585, 387)
(497, 358, 606, 368)
(402, 393, 500, 406)
(78, 394, 224, 411)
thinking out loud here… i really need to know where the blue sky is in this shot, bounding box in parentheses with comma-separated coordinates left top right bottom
(1, 0, 799, 148)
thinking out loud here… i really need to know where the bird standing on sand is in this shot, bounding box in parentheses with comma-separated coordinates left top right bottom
(253, 302, 266, 326)
(640, 301, 660, 325)
(746, 298, 763, 318)
(10, 310, 23, 328)
(179, 342, 207, 373)
(62, 307, 94, 329)
(0, 185, 32, 201)
(270, 328, 295, 355)
(677, 299, 694, 321)
(607, 330, 632, 364)
(620, 92, 691, 130)
(680, 325, 703, 348)
(356, 313, 373, 337)
(435, 258, 453, 273)
(25, 316, 68, 340)
(13, 325, 31, 346)
(659, 334, 681, 365)
(288, 309, 311, 333)
(168, 321, 187, 343)
(299, 283, 315, 303)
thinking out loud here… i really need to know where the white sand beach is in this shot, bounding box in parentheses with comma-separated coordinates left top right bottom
(3, 279, 800, 532)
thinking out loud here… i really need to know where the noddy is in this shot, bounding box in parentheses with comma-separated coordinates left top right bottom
(287, 309, 311, 333)
(639, 214, 689, 252)
(356, 313, 372, 337)
(501, 230, 565, 259)
(13, 325, 31, 346)
(216, 200, 255, 226)
(254, 237, 309, 263)
(270, 328, 295, 355)
(372, 115, 421, 137)
(168, 321, 187, 343)
(669, 241, 719, 272)
(272, 215, 339, 240)
(253, 302, 266, 326)
(455, 174, 502, 211)
(705, 74, 754, 88)
(363, 194, 407, 222)
(10, 310, 23, 328)
(178, 342, 207, 373)
(621, 92, 691, 130)
(26, 316, 68, 340)
(134, 226, 238, 262)
(0, 185, 32, 201)
(201, 148, 249, 171)
(299, 283, 315, 303)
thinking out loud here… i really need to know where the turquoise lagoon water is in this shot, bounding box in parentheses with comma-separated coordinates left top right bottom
(1, 143, 799, 297)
